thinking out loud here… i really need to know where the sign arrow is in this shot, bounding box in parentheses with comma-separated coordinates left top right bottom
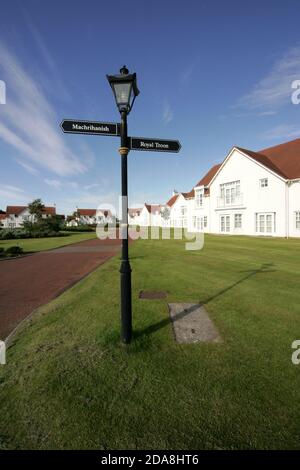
(61, 119, 120, 136)
(129, 137, 181, 153)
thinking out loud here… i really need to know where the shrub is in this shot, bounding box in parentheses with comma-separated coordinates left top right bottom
(0, 247, 5, 257)
(0, 230, 16, 240)
(5, 246, 24, 256)
(15, 230, 31, 239)
(0, 228, 69, 240)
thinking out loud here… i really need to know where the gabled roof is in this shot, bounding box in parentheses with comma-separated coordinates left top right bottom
(237, 138, 300, 180)
(236, 147, 287, 179)
(77, 209, 96, 216)
(182, 189, 195, 199)
(77, 208, 112, 217)
(195, 164, 222, 187)
(166, 194, 179, 207)
(144, 204, 162, 214)
(43, 207, 56, 215)
(6, 206, 56, 216)
(6, 206, 27, 215)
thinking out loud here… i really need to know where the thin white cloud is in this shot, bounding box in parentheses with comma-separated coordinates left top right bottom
(262, 124, 300, 141)
(180, 63, 196, 84)
(44, 179, 79, 189)
(0, 42, 88, 176)
(0, 184, 31, 204)
(44, 179, 62, 189)
(257, 110, 278, 116)
(21, 10, 71, 101)
(235, 46, 300, 113)
(16, 159, 39, 175)
(163, 101, 173, 125)
(84, 183, 100, 190)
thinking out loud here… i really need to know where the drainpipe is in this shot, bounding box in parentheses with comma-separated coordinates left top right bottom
(285, 181, 290, 239)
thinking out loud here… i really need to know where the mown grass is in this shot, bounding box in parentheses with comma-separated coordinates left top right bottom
(0, 231, 96, 253)
(0, 234, 300, 449)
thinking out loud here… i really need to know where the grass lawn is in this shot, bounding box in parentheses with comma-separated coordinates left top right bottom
(0, 231, 96, 253)
(1, 234, 300, 449)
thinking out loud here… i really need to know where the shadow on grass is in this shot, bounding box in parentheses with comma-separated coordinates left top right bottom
(134, 262, 276, 341)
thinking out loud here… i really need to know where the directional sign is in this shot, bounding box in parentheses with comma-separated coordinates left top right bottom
(129, 137, 181, 153)
(61, 119, 120, 136)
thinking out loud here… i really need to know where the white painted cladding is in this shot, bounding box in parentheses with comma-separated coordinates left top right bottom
(127, 147, 300, 238)
(209, 149, 287, 237)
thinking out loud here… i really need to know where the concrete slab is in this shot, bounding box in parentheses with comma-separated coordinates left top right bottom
(168, 303, 222, 344)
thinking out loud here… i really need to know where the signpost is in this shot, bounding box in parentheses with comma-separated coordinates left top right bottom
(129, 137, 181, 153)
(60, 66, 181, 344)
(61, 119, 120, 136)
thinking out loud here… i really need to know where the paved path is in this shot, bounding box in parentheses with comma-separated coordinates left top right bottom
(0, 237, 122, 340)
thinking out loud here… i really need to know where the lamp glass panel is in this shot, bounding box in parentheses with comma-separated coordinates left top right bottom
(114, 82, 132, 107)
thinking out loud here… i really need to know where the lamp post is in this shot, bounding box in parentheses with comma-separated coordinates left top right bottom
(107, 66, 140, 344)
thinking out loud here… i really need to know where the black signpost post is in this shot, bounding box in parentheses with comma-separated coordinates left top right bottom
(60, 66, 181, 344)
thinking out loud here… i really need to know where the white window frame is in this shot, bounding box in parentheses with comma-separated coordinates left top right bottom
(234, 213, 242, 229)
(255, 212, 276, 234)
(259, 178, 268, 188)
(220, 215, 230, 233)
(180, 206, 187, 216)
(296, 211, 300, 230)
(220, 180, 241, 205)
(196, 190, 203, 208)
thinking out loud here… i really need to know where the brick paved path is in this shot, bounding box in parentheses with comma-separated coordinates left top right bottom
(0, 237, 121, 340)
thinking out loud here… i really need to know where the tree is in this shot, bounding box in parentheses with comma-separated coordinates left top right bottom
(160, 206, 170, 225)
(28, 199, 44, 222)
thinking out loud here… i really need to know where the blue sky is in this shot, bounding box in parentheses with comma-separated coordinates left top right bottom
(1, 0, 300, 214)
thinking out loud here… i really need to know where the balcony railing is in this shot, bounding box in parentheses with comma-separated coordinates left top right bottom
(217, 194, 243, 208)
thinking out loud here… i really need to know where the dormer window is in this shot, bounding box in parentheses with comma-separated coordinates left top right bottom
(196, 190, 203, 208)
(260, 178, 268, 188)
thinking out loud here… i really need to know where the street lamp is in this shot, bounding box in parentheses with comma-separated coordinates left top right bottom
(107, 66, 139, 344)
(107, 65, 139, 114)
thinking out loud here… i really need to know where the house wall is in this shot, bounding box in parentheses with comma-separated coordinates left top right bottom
(128, 214, 141, 225)
(209, 149, 287, 237)
(288, 180, 300, 238)
(169, 194, 188, 228)
(189, 188, 210, 232)
(150, 211, 162, 227)
(3, 208, 32, 228)
(139, 207, 151, 226)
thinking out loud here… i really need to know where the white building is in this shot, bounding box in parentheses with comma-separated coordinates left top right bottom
(1, 205, 56, 228)
(138, 204, 164, 227)
(135, 138, 300, 238)
(205, 141, 300, 237)
(128, 208, 142, 226)
(67, 208, 113, 226)
(187, 138, 300, 237)
(190, 165, 220, 233)
(166, 191, 194, 228)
